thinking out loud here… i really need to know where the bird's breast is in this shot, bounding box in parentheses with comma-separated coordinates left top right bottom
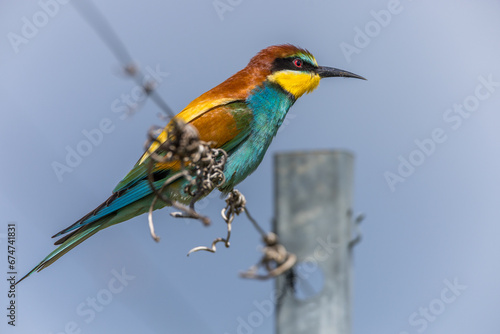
(220, 82, 295, 192)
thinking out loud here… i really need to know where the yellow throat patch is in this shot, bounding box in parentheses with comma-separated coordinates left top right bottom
(268, 71, 321, 98)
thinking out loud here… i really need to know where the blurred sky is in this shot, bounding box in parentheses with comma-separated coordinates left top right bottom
(1, 0, 500, 333)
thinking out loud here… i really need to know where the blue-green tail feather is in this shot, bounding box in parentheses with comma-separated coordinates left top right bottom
(18, 175, 175, 285)
(16, 216, 112, 285)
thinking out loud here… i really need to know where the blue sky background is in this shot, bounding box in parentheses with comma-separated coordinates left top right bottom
(1, 0, 500, 333)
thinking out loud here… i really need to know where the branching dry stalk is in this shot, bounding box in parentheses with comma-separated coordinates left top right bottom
(186, 189, 297, 280)
(145, 118, 226, 241)
(141, 103, 297, 280)
(187, 189, 246, 255)
(144, 121, 297, 278)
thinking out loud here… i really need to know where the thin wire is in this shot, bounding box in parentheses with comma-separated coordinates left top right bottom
(71, 0, 175, 117)
(71, 0, 133, 65)
(244, 208, 267, 239)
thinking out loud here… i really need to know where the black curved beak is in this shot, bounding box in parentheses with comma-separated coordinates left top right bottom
(316, 66, 366, 80)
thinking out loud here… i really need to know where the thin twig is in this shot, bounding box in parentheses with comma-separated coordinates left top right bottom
(186, 189, 245, 255)
(244, 207, 267, 239)
(145, 119, 226, 240)
(72, 0, 175, 117)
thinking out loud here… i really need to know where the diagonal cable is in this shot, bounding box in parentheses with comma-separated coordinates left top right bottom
(71, 0, 175, 117)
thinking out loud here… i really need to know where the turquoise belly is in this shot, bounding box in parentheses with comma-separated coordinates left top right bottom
(220, 82, 295, 192)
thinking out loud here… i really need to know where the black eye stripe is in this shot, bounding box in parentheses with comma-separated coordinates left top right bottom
(271, 57, 317, 73)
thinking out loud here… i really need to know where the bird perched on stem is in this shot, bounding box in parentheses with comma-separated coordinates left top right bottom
(19, 44, 365, 283)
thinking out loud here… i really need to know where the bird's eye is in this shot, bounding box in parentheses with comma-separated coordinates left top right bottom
(293, 58, 303, 68)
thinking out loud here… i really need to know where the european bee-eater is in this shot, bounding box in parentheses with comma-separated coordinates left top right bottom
(19, 44, 365, 283)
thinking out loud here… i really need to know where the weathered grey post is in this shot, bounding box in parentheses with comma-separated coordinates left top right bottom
(274, 150, 355, 334)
